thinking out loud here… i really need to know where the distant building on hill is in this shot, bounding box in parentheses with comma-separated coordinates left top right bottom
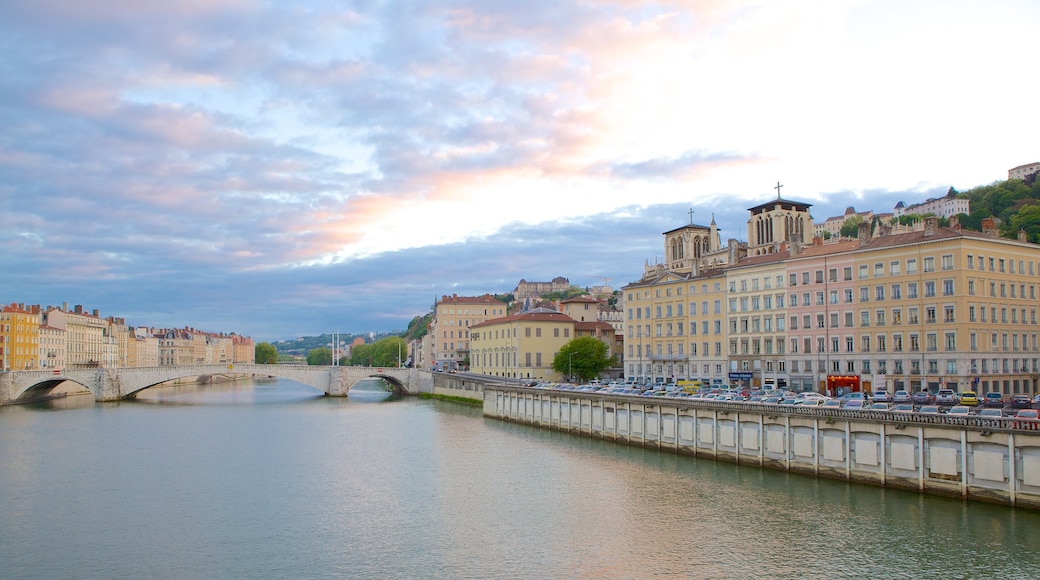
(1009, 162, 1040, 181)
(512, 277, 570, 303)
(893, 188, 969, 219)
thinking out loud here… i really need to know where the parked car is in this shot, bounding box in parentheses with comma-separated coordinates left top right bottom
(892, 390, 912, 404)
(959, 391, 980, 406)
(839, 392, 866, 402)
(869, 402, 890, 412)
(1010, 395, 1033, 410)
(917, 405, 941, 415)
(982, 392, 1005, 408)
(912, 390, 935, 405)
(936, 389, 958, 405)
(1014, 409, 1040, 430)
(843, 399, 866, 410)
(872, 389, 892, 403)
(947, 405, 972, 416)
(978, 408, 1004, 418)
(891, 403, 915, 414)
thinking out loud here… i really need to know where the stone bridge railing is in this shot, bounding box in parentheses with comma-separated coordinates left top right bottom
(0, 364, 433, 404)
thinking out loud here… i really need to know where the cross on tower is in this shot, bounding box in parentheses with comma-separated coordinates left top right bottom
(775, 181, 783, 199)
(688, 208, 695, 225)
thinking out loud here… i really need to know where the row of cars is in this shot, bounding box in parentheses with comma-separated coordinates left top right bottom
(871, 388, 1040, 413)
(524, 382, 1040, 425)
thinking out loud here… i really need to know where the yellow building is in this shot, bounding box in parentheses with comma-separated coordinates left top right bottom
(470, 309, 576, 381)
(1, 303, 40, 371)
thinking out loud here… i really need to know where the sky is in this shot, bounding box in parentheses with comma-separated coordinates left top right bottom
(2, 0, 1037, 342)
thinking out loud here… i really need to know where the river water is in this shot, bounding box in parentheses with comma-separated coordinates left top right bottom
(2, 377, 1040, 579)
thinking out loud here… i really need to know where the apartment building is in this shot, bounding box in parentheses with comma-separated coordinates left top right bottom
(429, 293, 507, 369)
(469, 309, 577, 381)
(43, 305, 117, 368)
(1, 303, 40, 371)
(38, 324, 66, 370)
(623, 192, 1040, 396)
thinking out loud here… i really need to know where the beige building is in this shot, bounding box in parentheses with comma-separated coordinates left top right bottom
(430, 294, 507, 369)
(512, 277, 570, 304)
(38, 324, 66, 371)
(43, 305, 117, 368)
(470, 309, 578, 381)
(1009, 162, 1040, 181)
(893, 188, 970, 219)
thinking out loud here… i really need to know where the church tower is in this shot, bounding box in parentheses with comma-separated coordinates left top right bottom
(662, 209, 721, 274)
(746, 184, 813, 256)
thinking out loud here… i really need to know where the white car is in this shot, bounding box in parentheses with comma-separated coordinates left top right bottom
(872, 389, 892, 402)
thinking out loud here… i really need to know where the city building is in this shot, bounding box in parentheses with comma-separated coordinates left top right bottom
(814, 206, 876, 239)
(429, 294, 507, 370)
(38, 323, 66, 370)
(1009, 162, 1040, 181)
(512, 277, 570, 304)
(42, 305, 116, 368)
(1, 303, 40, 371)
(893, 188, 970, 220)
(469, 309, 578, 381)
(624, 191, 1040, 397)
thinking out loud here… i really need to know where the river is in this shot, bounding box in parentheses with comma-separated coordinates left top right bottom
(2, 377, 1039, 579)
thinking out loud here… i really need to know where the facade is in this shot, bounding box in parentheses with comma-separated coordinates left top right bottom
(623, 192, 1040, 398)
(430, 294, 507, 369)
(42, 305, 116, 368)
(746, 197, 814, 256)
(512, 277, 570, 303)
(469, 309, 577, 381)
(893, 189, 970, 219)
(1009, 162, 1040, 181)
(1, 304, 40, 371)
(814, 206, 876, 239)
(38, 324, 66, 370)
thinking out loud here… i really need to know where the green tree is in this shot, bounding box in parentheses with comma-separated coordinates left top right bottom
(255, 342, 278, 364)
(307, 347, 333, 365)
(1009, 204, 1040, 243)
(551, 336, 615, 382)
(349, 343, 374, 366)
(839, 215, 865, 238)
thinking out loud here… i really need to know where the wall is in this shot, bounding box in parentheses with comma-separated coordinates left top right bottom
(484, 385, 1040, 510)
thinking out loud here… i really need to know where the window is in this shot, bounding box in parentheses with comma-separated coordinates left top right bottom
(843, 267, 853, 281)
(923, 256, 935, 272)
(907, 282, 918, 299)
(875, 286, 885, 301)
(942, 254, 954, 270)
(891, 284, 901, 300)
(907, 258, 918, 274)
(890, 261, 901, 276)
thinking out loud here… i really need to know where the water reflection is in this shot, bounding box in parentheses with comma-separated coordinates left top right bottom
(348, 377, 396, 402)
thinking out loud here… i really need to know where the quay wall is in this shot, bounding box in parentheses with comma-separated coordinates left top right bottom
(484, 385, 1040, 510)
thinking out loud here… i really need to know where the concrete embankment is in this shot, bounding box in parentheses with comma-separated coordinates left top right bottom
(484, 385, 1040, 510)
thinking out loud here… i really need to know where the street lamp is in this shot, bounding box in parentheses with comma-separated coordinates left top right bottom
(568, 352, 573, 382)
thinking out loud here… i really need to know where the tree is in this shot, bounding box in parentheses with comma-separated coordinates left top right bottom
(255, 342, 278, 364)
(839, 215, 865, 238)
(346, 336, 408, 366)
(307, 347, 333, 365)
(551, 336, 615, 382)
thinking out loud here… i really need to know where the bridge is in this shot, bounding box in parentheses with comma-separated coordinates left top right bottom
(0, 364, 433, 404)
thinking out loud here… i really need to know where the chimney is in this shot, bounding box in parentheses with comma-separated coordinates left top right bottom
(923, 216, 938, 236)
(813, 236, 823, 247)
(858, 221, 871, 245)
(949, 215, 961, 229)
(63, 302, 68, 311)
(92, 309, 99, 317)
(982, 217, 1000, 237)
(75, 305, 83, 314)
